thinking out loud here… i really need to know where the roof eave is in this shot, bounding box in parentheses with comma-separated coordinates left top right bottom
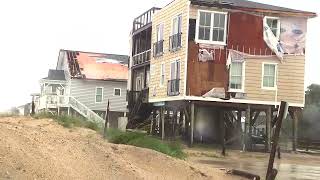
(190, 1, 317, 18)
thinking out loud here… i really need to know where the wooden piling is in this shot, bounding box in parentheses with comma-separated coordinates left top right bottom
(266, 106, 272, 152)
(220, 110, 226, 156)
(190, 102, 195, 146)
(266, 101, 288, 180)
(244, 105, 251, 151)
(161, 107, 165, 140)
(292, 110, 298, 152)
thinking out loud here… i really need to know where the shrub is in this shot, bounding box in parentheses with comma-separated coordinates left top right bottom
(106, 129, 186, 159)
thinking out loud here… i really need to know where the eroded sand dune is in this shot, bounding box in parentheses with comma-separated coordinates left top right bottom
(0, 117, 237, 180)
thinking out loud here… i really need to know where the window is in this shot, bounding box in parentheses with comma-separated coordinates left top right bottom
(157, 24, 164, 42)
(265, 17, 280, 38)
(196, 10, 227, 44)
(160, 63, 165, 86)
(154, 24, 164, 56)
(114, 88, 121, 96)
(170, 60, 180, 80)
(229, 62, 244, 92)
(95, 87, 103, 103)
(168, 60, 181, 96)
(262, 63, 277, 89)
(170, 14, 182, 50)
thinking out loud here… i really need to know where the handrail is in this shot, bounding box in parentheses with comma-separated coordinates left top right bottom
(68, 96, 105, 124)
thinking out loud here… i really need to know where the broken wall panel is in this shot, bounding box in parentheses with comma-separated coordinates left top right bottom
(187, 42, 228, 96)
(227, 12, 273, 55)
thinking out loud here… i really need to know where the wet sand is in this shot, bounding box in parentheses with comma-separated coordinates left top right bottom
(187, 148, 320, 180)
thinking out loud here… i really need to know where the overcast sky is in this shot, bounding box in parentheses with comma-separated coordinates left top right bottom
(0, 0, 319, 112)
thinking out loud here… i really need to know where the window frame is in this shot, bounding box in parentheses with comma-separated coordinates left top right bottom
(195, 10, 228, 46)
(229, 61, 246, 93)
(113, 88, 121, 97)
(95, 87, 104, 103)
(160, 63, 165, 87)
(264, 16, 280, 39)
(261, 62, 278, 90)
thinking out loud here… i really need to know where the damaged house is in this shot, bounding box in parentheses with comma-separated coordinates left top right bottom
(38, 50, 129, 128)
(128, 0, 316, 151)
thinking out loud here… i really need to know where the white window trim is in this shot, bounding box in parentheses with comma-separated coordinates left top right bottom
(95, 87, 104, 103)
(261, 62, 278, 91)
(113, 88, 121, 97)
(264, 16, 281, 39)
(195, 10, 228, 46)
(160, 63, 165, 87)
(229, 61, 246, 93)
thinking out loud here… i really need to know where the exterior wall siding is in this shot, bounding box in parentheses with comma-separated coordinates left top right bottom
(245, 55, 305, 105)
(149, 0, 190, 101)
(70, 79, 128, 112)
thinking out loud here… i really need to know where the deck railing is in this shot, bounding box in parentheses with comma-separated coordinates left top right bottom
(132, 49, 151, 66)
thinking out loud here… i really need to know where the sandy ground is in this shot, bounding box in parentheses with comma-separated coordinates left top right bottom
(0, 117, 240, 180)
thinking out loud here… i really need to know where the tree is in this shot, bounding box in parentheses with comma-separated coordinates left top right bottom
(305, 84, 320, 106)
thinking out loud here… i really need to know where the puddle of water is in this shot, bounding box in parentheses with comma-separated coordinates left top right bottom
(198, 159, 320, 180)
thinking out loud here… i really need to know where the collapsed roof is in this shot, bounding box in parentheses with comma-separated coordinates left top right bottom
(63, 50, 129, 81)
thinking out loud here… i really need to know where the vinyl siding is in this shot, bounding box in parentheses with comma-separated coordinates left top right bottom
(245, 55, 305, 105)
(149, 0, 190, 101)
(70, 79, 128, 112)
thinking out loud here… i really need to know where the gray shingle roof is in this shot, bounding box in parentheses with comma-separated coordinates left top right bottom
(44, 69, 66, 81)
(190, 0, 316, 15)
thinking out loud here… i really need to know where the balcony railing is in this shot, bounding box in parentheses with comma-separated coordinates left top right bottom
(38, 95, 69, 109)
(133, 7, 161, 32)
(169, 33, 182, 51)
(167, 79, 180, 96)
(153, 40, 164, 57)
(132, 49, 151, 66)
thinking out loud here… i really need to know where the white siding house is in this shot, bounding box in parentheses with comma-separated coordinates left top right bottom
(38, 50, 129, 128)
